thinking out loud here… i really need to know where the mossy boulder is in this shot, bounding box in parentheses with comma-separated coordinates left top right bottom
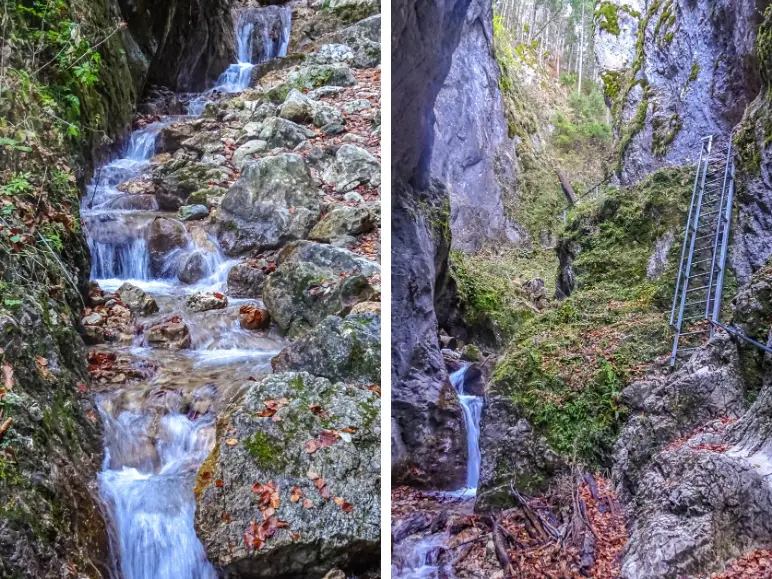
(194, 372, 380, 577)
(153, 159, 232, 211)
(216, 154, 322, 255)
(262, 241, 379, 338)
(286, 64, 357, 90)
(321, 145, 381, 192)
(272, 314, 380, 384)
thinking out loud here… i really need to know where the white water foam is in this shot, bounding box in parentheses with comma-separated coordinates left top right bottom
(449, 365, 483, 494)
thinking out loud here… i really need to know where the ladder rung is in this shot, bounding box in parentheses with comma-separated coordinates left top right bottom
(683, 299, 708, 307)
(678, 329, 711, 336)
(686, 285, 712, 293)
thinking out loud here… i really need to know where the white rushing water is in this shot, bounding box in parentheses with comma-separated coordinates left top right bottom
(391, 534, 451, 579)
(82, 8, 293, 576)
(449, 365, 482, 494)
(213, 7, 292, 93)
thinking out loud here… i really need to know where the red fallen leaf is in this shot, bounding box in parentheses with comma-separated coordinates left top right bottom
(264, 263, 276, 274)
(367, 385, 381, 396)
(263, 507, 275, 520)
(243, 520, 265, 550)
(333, 497, 344, 506)
(290, 486, 303, 503)
(320, 486, 331, 500)
(342, 427, 357, 434)
(77, 383, 88, 393)
(309, 403, 329, 418)
(341, 502, 354, 513)
(215, 480, 224, 487)
(291, 532, 301, 541)
(220, 512, 232, 522)
(319, 430, 340, 447)
(276, 519, 289, 528)
(314, 477, 326, 490)
(304, 440, 320, 454)
(213, 292, 225, 299)
(302, 499, 313, 509)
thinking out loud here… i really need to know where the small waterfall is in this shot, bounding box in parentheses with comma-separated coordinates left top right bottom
(391, 534, 451, 579)
(89, 236, 150, 281)
(99, 409, 217, 579)
(449, 365, 482, 493)
(212, 6, 292, 93)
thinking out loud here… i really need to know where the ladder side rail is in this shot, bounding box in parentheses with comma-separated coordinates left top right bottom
(670, 140, 709, 327)
(671, 139, 713, 366)
(710, 158, 735, 331)
(704, 141, 734, 319)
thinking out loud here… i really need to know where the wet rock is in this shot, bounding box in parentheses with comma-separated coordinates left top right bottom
(147, 217, 189, 276)
(232, 139, 268, 170)
(227, 262, 268, 298)
(477, 397, 563, 511)
(137, 86, 183, 116)
(186, 291, 228, 312)
(309, 206, 374, 243)
(154, 159, 232, 211)
(263, 241, 378, 338)
(321, 144, 380, 192)
(286, 64, 356, 90)
(116, 282, 159, 316)
(217, 153, 322, 255)
(158, 122, 196, 154)
(239, 304, 271, 330)
(272, 313, 379, 384)
(190, 226, 218, 253)
(178, 251, 209, 285)
(195, 372, 380, 577)
(178, 204, 210, 221)
(187, 186, 227, 208)
(145, 317, 192, 349)
(646, 230, 675, 280)
(279, 89, 312, 123)
(460, 344, 482, 363)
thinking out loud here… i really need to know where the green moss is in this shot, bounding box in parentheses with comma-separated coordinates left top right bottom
(492, 167, 694, 468)
(595, 2, 641, 36)
(245, 431, 289, 470)
(688, 63, 701, 84)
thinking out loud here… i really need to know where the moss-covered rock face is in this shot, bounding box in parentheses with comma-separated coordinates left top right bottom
(486, 167, 692, 474)
(194, 372, 380, 577)
(596, 0, 763, 184)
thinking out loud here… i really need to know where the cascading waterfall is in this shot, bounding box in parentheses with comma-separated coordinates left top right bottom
(449, 365, 482, 493)
(82, 8, 292, 578)
(213, 6, 292, 93)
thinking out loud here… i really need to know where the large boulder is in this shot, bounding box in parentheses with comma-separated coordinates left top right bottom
(321, 145, 380, 192)
(153, 159, 232, 211)
(216, 154, 322, 255)
(271, 314, 380, 384)
(178, 250, 209, 284)
(194, 372, 380, 577)
(279, 89, 313, 123)
(329, 15, 381, 69)
(147, 217, 189, 276)
(309, 205, 374, 243)
(286, 64, 356, 90)
(476, 397, 563, 512)
(262, 241, 378, 338)
(145, 317, 192, 349)
(259, 117, 317, 149)
(116, 282, 159, 315)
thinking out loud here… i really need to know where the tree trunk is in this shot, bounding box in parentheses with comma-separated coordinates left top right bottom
(557, 168, 577, 205)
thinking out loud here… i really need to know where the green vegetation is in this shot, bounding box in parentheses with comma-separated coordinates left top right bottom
(553, 87, 613, 150)
(492, 167, 694, 468)
(595, 2, 641, 36)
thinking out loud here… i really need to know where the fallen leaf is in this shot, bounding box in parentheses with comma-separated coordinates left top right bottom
(263, 507, 275, 520)
(341, 502, 354, 513)
(367, 385, 381, 396)
(215, 479, 224, 487)
(314, 477, 326, 490)
(333, 497, 344, 506)
(290, 486, 303, 502)
(225, 438, 239, 446)
(307, 471, 320, 480)
(302, 499, 313, 509)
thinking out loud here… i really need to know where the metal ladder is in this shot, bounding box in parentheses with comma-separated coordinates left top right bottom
(669, 135, 736, 367)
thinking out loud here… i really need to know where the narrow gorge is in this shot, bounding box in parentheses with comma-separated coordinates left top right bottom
(392, 0, 772, 577)
(0, 0, 381, 577)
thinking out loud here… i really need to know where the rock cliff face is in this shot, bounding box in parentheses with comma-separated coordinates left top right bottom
(430, 0, 519, 253)
(597, 0, 764, 185)
(391, 0, 475, 488)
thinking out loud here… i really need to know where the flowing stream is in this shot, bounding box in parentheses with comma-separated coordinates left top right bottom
(392, 364, 484, 578)
(83, 9, 291, 578)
